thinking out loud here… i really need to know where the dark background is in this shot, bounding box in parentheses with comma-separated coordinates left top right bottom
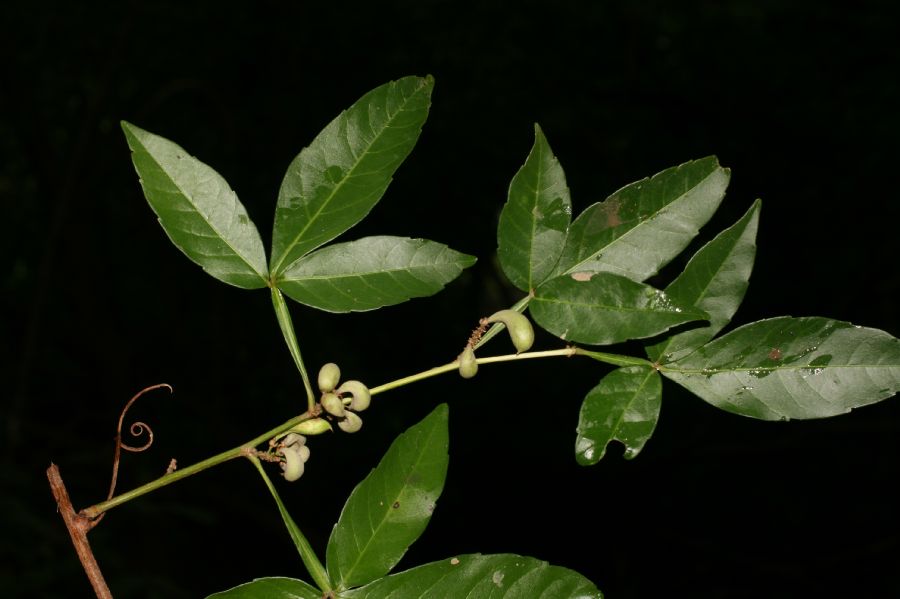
(3, 1, 898, 597)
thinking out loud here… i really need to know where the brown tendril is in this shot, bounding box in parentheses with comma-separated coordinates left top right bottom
(93, 383, 172, 527)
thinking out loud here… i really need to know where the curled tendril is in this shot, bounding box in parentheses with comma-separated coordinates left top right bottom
(122, 421, 154, 452)
(92, 384, 172, 527)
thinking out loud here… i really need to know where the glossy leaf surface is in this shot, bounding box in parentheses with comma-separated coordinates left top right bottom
(663, 317, 900, 420)
(327, 404, 449, 590)
(497, 124, 571, 291)
(530, 272, 708, 345)
(554, 156, 729, 281)
(271, 76, 433, 276)
(342, 554, 602, 598)
(122, 121, 268, 288)
(206, 577, 321, 599)
(576, 366, 661, 464)
(278, 236, 475, 312)
(647, 199, 761, 363)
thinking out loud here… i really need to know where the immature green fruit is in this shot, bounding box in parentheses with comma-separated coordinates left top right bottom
(337, 380, 371, 412)
(487, 309, 535, 353)
(458, 346, 478, 378)
(287, 418, 332, 436)
(337, 411, 363, 433)
(317, 362, 341, 393)
(321, 392, 345, 417)
(281, 450, 304, 481)
(278, 434, 311, 481)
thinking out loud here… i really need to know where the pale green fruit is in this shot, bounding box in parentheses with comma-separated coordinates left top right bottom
(281, 445, 306, 482)
(337, 411, 363, 433)
(317, 362, 341, 393)
(321, 392, 345, 417)
(458, 346, 478, 378)
(288, 418, 332, 436)
(337, 380, 371, 412)
(487, 309, 535, 353)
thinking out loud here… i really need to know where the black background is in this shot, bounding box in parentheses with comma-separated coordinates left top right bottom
(3, 1, 899, 598)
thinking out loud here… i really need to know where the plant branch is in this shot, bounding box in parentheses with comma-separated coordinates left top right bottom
(369, 347, 577, 396)
(81, 411, 315, 519)
(47, 463, 113, 599)
(78, 345, 648, 519)
(248, 455, 332, 592)
(271, 286, 316, 411)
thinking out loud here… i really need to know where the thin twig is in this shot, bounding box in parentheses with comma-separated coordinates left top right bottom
(47, 463, 113, 599)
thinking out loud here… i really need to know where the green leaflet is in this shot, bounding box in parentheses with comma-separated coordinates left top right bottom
(662, 317, 900, 420)
(122, 121, 269, 289)
(277, 236, 475, 313)
(646, 200, 761, 363)
(497, 124, 572, 291)
(270, 76, 433, 276)
(206, 577, 321, 599)
(575, 366, 662, 464)
(554, 156, 729, 282)
(530, 272, 708, 345)
(326, 404, 449, 590)
(341, 554, 602, 599)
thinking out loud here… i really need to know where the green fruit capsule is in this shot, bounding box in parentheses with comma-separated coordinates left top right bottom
(288, 418, 332, 436)
(317, 362, 341, 393)
(321, 392, 345, 417)
(338, 411, 363, 433)
(458, 346, 478, 378)
(487, 309, 535, 353)
(337, 380, 371, 412)
(281, 445, 306, 482)
(279, 432, 306, 448)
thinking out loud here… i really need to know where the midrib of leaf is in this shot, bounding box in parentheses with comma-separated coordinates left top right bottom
(608, 368, 656, 439)
(140, 143, 265, 281)
(272, 86, 426, 276)
(526, 141, 545, 290)
(562, 167, 721, 276)
(339, 418, 443, 589)
(535, 296, 696, 315)
(663, 362, 885, 376)
(286, 252, 460, 281)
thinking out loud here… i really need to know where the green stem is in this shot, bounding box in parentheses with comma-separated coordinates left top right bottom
(81, 344, 647, 518)
(81, 412, 315, 519)
(574, 348, 654, 368)
(369, 348, 576, 396)
(271, 287, 316, 411)
(248, 455, 332, 592)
